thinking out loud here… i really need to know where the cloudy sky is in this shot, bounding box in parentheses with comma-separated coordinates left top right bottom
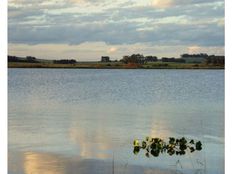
(8, 0, 224, 61)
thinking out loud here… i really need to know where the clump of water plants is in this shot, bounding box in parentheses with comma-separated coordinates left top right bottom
(133, 137, 202, 157)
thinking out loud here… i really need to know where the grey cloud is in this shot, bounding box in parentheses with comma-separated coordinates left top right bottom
(8, 0, 224, 47)
(8, 7, 44, 22)
(8, 19, 224, 47)
(109, 2, 224, 21)
(173, 0, 224, 5)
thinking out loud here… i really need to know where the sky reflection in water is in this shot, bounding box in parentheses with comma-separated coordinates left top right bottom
(8, 69, 224, 174)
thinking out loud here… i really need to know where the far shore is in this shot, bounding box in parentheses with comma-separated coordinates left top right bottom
(8, 62, 224, 69)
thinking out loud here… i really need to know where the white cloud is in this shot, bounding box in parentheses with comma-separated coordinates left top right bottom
(8, 42, 225, 61)
(217, 18, 224, 26)
(152, 0, 174, 8)
(107, 47, 117, 53)
(188, 45, 224, 55)
(8, 0, 225, 59)
(188, 45, 201, 54)
(151, 0, 224, 8)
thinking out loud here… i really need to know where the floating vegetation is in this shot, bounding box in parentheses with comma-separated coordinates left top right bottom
(133, 137, 202, 157)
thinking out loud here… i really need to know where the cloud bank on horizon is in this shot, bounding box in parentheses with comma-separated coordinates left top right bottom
(8, 0, 224, 60)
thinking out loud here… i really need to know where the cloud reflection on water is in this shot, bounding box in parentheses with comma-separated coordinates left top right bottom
(69, 125, 112, 159)
(8, 151, 175, 174)
(23, 152, 65, 174)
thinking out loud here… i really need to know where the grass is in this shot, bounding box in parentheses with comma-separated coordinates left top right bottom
(8, 61, 224, 69)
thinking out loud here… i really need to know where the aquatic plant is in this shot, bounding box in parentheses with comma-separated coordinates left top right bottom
(133, 137, 202, 157)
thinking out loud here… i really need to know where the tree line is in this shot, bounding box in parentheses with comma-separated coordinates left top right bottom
(8, 56, 77, 64)
(120, 54, 185, 64)
(8, 53, 225, 66)
(120, 53, 224, 65)
(53, 59, 77, 64)
(120, 54, 157, 64)
(205, 55, 224, 65)
(8, 56, 39, 63)
(181, 53, 209, 58)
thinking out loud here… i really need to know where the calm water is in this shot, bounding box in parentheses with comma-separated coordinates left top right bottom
(8, 69, 224, 174)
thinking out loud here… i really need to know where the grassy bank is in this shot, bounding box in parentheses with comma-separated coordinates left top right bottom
(8, 61, 224, 69)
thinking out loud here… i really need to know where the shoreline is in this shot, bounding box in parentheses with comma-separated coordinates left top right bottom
(8, 62, 224, 69)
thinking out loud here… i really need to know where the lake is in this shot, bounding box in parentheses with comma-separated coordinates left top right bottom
(8, 69, 224, 174)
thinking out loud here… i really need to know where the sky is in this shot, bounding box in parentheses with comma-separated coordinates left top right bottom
(8, 0, 225, 61)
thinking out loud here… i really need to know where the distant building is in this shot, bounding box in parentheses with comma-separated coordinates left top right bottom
(101, 56, 110, 62)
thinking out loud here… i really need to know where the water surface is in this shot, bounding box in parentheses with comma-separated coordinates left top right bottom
(8, 69, 224, 174)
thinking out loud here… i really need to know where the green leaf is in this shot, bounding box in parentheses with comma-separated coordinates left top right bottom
(133, 139, 140, 147)
(132, 136, 202, 157)
(180, 144, 187, 151)
(190, 147, 195, 153)
(133, 147, 140, 155)
(179, 150, 186, 155)
(145, 152, 150, 158)
(180, 137, 187, 144)
(169, 137, 175, 144)
(167, 149, 175, 156)
(196, 141, 202, 151)
(152, 138, 159, 143)
(151, 149, 160, 157)
(189, 139, 194, 144)
(150, 142, 157, 150)
(142, 141, 147, 149)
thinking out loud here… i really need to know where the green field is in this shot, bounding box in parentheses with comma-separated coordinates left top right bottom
(8, 61, 224, 69)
